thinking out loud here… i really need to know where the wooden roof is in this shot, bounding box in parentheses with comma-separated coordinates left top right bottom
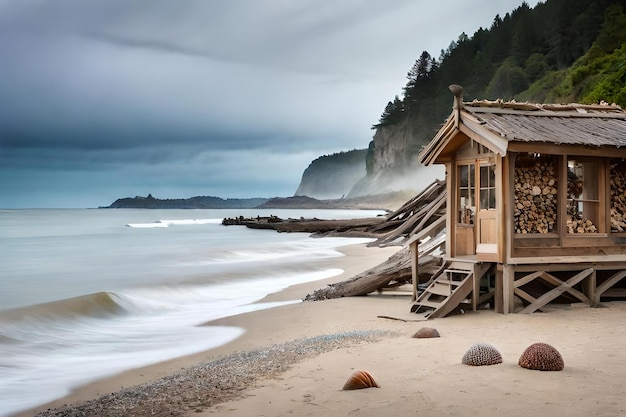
(419, 98, 626, 165)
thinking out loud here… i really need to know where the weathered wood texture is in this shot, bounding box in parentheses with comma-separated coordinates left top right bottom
(610, 159, 626, 232)
(302, 247, 442, 301)
(222, 215, 384, 236)
(513, 154, 558, 234)
(302, 181, 448, 301)
(222, 179, 447, 248)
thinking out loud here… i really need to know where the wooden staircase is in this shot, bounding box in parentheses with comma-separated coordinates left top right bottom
(411, 260, 490, 319)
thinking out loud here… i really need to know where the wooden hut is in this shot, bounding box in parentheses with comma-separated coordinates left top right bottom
(409, 85, 626, 318)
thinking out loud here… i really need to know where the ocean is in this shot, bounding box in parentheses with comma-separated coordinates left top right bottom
(0, 208, 385, 416)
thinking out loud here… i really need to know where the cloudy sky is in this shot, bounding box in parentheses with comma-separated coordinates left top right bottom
(0, 0, 540, 208)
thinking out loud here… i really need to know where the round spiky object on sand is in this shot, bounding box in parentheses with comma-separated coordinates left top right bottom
(412, 327, 440, 338)
(461, 343, 503, 366)
(518, 342, 564, 371)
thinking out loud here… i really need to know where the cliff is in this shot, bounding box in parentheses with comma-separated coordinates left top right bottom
(294, 149, 367, 199)
(347, 115, 444, 198)
(293, 117, 444, 201)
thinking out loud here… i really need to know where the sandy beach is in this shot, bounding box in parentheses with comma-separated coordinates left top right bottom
(18, 243, 626, 417)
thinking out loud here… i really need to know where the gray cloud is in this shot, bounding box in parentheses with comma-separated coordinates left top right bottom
(0, 0, 540, 208)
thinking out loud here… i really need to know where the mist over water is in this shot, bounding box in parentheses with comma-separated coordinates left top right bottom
(0, 208, 384, 416)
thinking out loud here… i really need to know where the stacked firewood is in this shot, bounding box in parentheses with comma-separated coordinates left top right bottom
(566, 166, 598, 233)
(513, 155, 558, 234)
(566, 217, 597, 234)
(610, 161, 626, 232)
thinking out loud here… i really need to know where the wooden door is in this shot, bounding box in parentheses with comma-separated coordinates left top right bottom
(455, 162, 476, 256)
(476, 161, 498, 261)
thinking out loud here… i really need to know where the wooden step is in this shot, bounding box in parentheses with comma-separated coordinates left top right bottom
(444, 268, 472, 274)
(427, 282, 452, 296)
(410, 306, 435, 317)
(415, 300, 443, 309)
(434, 277, 463, 287)
(447, 261, 475, 271)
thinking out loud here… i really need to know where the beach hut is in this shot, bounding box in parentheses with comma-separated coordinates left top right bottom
(408, 85, 626, 317)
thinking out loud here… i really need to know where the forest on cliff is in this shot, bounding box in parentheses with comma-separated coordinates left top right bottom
(370, 0, 626, 167)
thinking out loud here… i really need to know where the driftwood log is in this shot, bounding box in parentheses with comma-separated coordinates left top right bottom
(222, 180, 447, 247)
(302, 247, 441, 301)
(222, 215, 385, 237)
(223, 179, 448, 300)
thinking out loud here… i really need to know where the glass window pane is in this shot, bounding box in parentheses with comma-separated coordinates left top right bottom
(480, 166, 488, 187)
(567, 159, 599, 233)
(460, 165, 468, 187)
(480, 189, 489, 209)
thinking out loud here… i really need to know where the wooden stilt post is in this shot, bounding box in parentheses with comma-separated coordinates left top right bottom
(495, 263, 514, 314)
(472, 263, 480, 311)
(583, 268, 598, 307)
(495, 264, 503, 313)
(502, 264, 514, 314)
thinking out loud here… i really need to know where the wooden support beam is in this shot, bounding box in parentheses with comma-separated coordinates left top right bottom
(495, 264, 503, 313)
(519, 268, 593, 314)
(514, 287, 540, 308)
(513, 270, 544, 288)
(584, 269, 598, 307)
(472, 263, 480, 311)
(595, 270, 626, 304)
(502, 264, 514, 314)
(493, 263, 514, 313)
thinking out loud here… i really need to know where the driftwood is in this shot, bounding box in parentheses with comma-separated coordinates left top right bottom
(299, 180, 448, 300)
(367, 180, 447, 246)
(303, 247, 442, 301)
(222, 216, 385, 236)
(224, 179, 448, 301)
(222, 179, 446, 248)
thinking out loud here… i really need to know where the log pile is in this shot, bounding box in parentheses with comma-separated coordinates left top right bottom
(302, 180, 447, 300)
(302, 246, 442, 301)
(513, 154, 558, 234)
(367, 179, 446, 247)
(222, 215, 384, 235)
(611, 160, 626, 232)
(566, 163, 598, 233)
(222, 179, 447, 247)
(566, 216, 597, 234)
(223, 179, 447, 300)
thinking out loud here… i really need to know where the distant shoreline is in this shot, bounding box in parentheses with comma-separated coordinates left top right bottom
(101, 191, 415, 211)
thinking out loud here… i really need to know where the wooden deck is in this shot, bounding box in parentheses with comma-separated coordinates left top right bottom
(507, 254, 626, 266)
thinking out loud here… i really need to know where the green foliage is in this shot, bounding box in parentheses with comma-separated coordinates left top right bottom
(583, 43, 626, 106)
(517, 70, 567, 103)
(595, 4, 626, 53)
(485, 57, 529, 100)
(524, 53, 550, 82)
(372, 96, 404, 128)
(526, 3, 626, 106)
(372, 0, 626, 157)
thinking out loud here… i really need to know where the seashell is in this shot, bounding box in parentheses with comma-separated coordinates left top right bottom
(412, 327, 440, 338)
(342, 370, 380, 390)
(461, 343, 503, 366)
(518, 342, 564, 371)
